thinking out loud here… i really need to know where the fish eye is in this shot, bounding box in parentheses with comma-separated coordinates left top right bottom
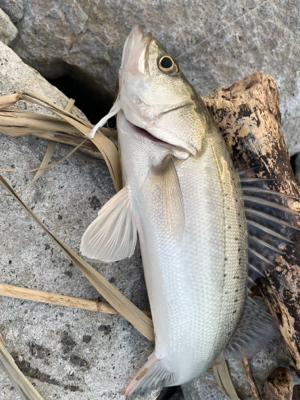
(158, 55, 178, 75)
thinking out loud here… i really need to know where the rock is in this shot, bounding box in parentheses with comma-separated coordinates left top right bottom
(0, 0, 23, 23)
(8, 1, 300, 155)
(0, 40, 85, 119)
(0, 42, 157, 399)
(0, 8, 18, 45)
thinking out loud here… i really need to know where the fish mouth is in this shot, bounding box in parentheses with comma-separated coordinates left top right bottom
(121, 26, 153, 76)
(123, 115, 190, 160)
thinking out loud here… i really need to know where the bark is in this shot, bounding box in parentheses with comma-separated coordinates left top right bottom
(263, 367, 293, 400)
(202, 72, 300, 369)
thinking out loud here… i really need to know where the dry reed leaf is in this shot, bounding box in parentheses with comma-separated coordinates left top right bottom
(1, 98, 79, 193)
(0, 141, 57, 196)
(0, 93, 21, 109)
(0, 283, 152, 318)
(242, 358, 261, 400)
(0, 339, 45, 400)
(0, 109, 116, 150)
(0, 109, 82, 135)
(23, 91, 122, 191)
(0, 174, 155, 342)
(0, 139, 87, 174)
(213, 362, 241, 400)
(0, 91, 122, 190)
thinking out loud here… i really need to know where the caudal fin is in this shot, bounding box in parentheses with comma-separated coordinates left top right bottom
(125, 352, 174, 398)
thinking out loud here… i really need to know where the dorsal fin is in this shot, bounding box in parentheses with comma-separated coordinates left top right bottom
(238, 168, 300, 289)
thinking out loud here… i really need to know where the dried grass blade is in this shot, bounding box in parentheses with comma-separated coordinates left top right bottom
(0, 141, 57, 197)
(0, 93, 20, 109)
(0, 283, 152, 317)
(21, 91, 122, 191)
(0, 139, 86, 173)
(242, 358, 261, 400)
(22, 92, 90, 127)
(64, 98, 75, 113)
(0, 111, 83, 136)
(0, 125, 99, 155)
(0, 109, 117, 138)
(0, 339, 45, 400)
(0, 174, 154, 342)
(213, 362, 241, 400)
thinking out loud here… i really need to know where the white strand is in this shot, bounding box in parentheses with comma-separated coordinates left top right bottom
(176, 0, 272, 61)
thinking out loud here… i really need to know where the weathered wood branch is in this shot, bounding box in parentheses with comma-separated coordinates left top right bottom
(203, 72, 300, 369)
(263, 367, 293, 400)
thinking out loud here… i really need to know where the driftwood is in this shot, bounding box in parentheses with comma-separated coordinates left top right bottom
(263, 367, 293, 400)
(203, 71, 300, 371)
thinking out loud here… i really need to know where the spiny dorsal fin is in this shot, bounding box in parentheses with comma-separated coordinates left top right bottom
(238, 168, 300, 288)
(80, 186, 137, 262)
(223, 296, 277, 360)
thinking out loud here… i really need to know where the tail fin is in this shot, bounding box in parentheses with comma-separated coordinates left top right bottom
(125, 352, 174, 398)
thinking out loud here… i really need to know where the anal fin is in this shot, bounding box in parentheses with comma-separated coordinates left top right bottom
(125, 352, 174, 398)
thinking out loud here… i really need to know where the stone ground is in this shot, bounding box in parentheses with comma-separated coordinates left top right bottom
(0, 133, 157, 399)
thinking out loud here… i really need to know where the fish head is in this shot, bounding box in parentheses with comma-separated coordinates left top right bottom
(92, 26, 211, 157)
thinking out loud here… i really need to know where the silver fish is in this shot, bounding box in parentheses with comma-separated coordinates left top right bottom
(81, 26, 285, 396)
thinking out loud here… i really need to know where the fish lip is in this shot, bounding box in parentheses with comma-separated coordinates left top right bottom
(142, 32, 153, 74)
(122, 26, 153, 75)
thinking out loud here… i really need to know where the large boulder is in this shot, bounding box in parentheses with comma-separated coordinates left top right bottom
(7, 0, 300, 155)
(0, 0, 23, 23)
(0, 41, 157, 400)
(0, 8, 18, 45)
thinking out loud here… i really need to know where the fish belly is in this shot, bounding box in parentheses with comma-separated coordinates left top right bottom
(132, 135, 248, 385)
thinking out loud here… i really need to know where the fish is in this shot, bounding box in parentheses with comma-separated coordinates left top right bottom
(80, 25, 299, 397)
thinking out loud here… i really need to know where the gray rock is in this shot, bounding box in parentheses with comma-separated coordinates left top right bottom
(182, 301, 300, 400)
(0, 0, 23, 23)
(0, 41, 158, 399)
(0, 40, 85, 119)
(0, 8, 18, 45)
(8, 0, 300, 155)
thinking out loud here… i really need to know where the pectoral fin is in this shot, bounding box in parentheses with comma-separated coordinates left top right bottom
(80, 186, 137, 262)
(143, 157, 185, 242)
